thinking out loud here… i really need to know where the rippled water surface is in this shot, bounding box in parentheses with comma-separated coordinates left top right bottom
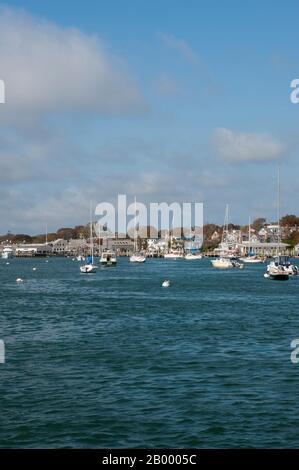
(1, 256, 299, 448)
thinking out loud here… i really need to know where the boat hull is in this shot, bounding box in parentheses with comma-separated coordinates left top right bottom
(269, 273, 289, 281)
(211, 258, 233, 269)
(80, 264, 97, 273)
(130, 255, 146, 263)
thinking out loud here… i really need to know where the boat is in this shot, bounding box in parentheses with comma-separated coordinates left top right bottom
(239, 217, 263, 264)
(264, 168, 290, 281)
(184, 252, 202, 260)
(211, 257, 233, 269)
(164, 232, 184, 259)
(80, 259, 97, 274)
(130, 197, 146, 263)
(80, 203, 97, 274)
(211, 205, 235, 269)
(130, 253, 146, 263)
(164, 250, 184, 259)
(240, 255, 263, 264)
(100, 250, 117, 266)
(266, 256, 291, 280)
(2, 246, 14, 259)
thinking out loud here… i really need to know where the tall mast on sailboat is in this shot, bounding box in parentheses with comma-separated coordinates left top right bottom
(134, 196, 137, 252)
(90, 201, 94, 262)
(277, 166, 281, 256)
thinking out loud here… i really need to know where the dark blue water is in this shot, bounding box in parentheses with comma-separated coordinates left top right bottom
(1, 256, 299, 448)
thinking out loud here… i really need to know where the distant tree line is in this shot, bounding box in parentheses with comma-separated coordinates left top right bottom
(1, 215, 299, 247)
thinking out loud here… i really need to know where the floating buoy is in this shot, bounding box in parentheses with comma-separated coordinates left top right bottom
(16, 278, 23, 283)
(162, 280, 170, 287)
(45, 260, 48, 263)
(6, 262, 9, 265)
(32, 267, 37, 271)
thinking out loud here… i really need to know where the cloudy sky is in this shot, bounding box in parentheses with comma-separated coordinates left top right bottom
(0, 0, 299, 233)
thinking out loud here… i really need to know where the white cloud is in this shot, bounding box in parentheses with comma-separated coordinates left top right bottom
(213, 128, 287, 163)
(159, 33, 199, 65)
(0, 7, 146, 118)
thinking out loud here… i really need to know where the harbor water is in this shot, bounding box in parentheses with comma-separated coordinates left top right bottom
(0, 257, 299, 448)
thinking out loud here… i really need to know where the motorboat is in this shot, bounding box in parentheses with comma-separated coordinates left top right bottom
(164, 250, 184, 259)
(265, 256, 296, 280)
(184, 252, 202, 260)
(211, 257, 233, 269)
(2, 246, 14, 259)
(100, 250, 117, 266)
(239, 255, 263, 264)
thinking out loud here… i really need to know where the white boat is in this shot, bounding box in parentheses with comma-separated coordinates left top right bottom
(239, 255, 263, 264)
(80, 264, 97, 274)
(239, 217, 263, 264)
(264, 168, 291, 281)
(130, 196, 146, 264)
(164, 250, 184, 259)
(211, 257, 233, 269)
(130, 253, 146, 263)
(100, 250, 117, 266)
(2, 246, 14, 259)
(211, 205, 235, 269)
(184, 252, 202, 260)
(266, 256, 297, 280)
(266, 257, 289, 280)
(80, 202, 97, 274)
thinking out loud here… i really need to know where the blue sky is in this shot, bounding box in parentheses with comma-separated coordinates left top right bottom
(0, 1, 298, 233)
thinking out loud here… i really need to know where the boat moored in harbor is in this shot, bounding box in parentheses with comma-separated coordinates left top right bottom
(2, 246, 14, 259)
(100, 250, 117, 266)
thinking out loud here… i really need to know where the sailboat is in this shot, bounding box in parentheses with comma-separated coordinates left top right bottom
(80, 203, 97, 273)
(211, 205, 233, 269)
(265, 167, 289, 280)
(130, 197, 146, 263)
(164, 231, 184, 259)
(239, 217, 263, 264)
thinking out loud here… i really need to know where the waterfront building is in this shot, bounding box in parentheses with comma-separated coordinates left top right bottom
(16, 243, 53, 257)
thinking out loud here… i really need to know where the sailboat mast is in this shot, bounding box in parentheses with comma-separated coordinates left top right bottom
(248, 216, 251, 253)
(277, 166, 280, 255)
(134, 196, 137, 252)
(90, 201, 94, 262)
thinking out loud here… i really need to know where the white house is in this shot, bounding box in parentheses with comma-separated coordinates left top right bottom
(51, 238, 68, 254)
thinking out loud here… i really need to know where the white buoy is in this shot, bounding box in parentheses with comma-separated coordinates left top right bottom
(6, 262, 9, 265)
(45, 260, 48, 263)
(16, 278, 23, 283)
(162, 280, 170, 287)
(33, 267, 37, 271)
